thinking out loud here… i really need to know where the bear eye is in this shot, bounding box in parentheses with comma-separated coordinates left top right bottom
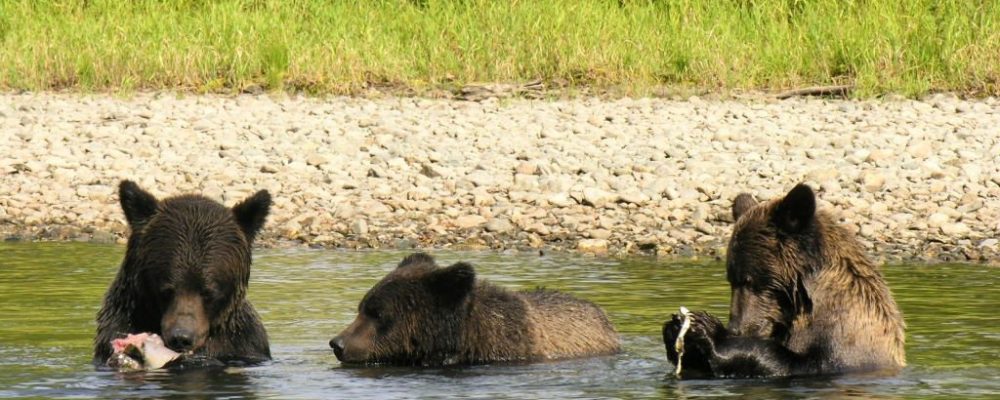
(363, 303, 381, 320)
(202, 286, 218, 301)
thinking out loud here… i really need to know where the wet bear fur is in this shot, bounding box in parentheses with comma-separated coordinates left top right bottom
(663, 184, 905, 378)
(330, 253, 621, 366)
(93, 180, 272, 365)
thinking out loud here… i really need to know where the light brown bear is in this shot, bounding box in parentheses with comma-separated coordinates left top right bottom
(663, 184, 906, 378)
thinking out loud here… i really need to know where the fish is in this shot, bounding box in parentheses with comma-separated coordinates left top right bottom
(107, 333, 181, 372)
(673, 306, 692, 377)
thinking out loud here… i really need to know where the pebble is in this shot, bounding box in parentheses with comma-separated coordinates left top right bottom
(514, 162, 538, 175)
(454, 215, 487, 229)
(589, 229, 612, 240)
(351, 219, 369, 235)
(577, 239, 609, 254)
(940, 223, 970, 236)
(1, 93, 997, 262)
(547, 193, 577, 208)
(485, 218, 514, 234)
(526, 223, 551, 236)
(859, 171, 886, 192)
(582, 188, 618, 208)
(306, 154, 328, 166)
(927, 213, 949, 228)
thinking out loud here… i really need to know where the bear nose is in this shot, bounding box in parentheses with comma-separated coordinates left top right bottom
(330, 336, 345, 360)
(167, 328, 195, 351)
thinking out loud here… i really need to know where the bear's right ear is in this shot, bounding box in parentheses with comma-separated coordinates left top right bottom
(119, 180, 158, 229)
(232, 190, 271, 242)
(773, 183, 816, 233)
(425, 262, 476, 305)
(732, 193, 757, 221)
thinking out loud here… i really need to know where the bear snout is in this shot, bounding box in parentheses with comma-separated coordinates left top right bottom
(166, 327, 197, 351)
(330, 336, 346, 360)
(160, 292, 210, 353)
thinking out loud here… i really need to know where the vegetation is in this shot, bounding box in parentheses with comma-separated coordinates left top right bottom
(0, 0, 997, 97)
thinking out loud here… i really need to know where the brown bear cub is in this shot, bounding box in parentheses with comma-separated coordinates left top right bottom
(94, 180, 272, 365)
(330, 253, 621, 366)
(663, 183, 905, 378)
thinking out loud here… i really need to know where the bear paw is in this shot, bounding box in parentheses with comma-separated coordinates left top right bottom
(662, 310, 725, 376)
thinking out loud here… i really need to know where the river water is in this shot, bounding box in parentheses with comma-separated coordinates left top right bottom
(0, 242, 996, 399)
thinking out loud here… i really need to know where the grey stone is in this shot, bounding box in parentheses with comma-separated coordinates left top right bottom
(351, 219, 369, 235)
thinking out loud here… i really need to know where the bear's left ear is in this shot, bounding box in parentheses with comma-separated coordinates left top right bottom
(425, 262, 476, 305)
(232, 190, 271, 242)
(774, 183, 815, 233)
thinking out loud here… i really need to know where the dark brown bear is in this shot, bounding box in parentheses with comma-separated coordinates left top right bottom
(93, 180, 272, 365)
(329, 253, 621, 366)
(662, 183, 906, 378)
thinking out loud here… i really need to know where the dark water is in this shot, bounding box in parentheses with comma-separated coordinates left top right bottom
(0, 242, 997, 399)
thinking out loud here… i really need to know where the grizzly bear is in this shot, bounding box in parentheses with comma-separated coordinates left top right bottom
(93, 180, 272, 365)
(662, 183, 906, 378)
(329, 253, 621, 366)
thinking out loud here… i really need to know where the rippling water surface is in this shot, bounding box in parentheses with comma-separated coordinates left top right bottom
(0, 242, 997, 399)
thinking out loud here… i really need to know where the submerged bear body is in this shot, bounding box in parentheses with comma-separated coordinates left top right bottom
(663, 184, 905, 378)
(94, 180, 272, 365)
(330, 253, 621, 366)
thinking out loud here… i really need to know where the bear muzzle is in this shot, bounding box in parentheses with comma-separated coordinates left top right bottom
(161, 292, 210, 353)
(330, 315, 375, 364)
(330, 336, 346, 360)
(166, 326, 198, 351)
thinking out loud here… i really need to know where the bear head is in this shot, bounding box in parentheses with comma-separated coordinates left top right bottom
(118, 180, 270, 354)
(329, 253, 476, 366)
(726, 183, 819, 341)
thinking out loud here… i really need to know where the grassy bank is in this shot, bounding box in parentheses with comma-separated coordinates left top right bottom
(0, 0, 997, 97)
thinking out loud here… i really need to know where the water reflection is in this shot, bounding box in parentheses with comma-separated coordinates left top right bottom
(97, 367, 258, 399)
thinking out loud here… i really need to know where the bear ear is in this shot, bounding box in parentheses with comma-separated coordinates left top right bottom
(773, 183, 816, 233)
(232, 190, 271, 242)
(732, 193, 758, 221)
(119, 180, 158, 229)
(398, 252, 437, 269)
(425, 262, 476, 305)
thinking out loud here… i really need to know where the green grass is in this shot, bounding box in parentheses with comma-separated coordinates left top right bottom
(0, 0, 997, 97)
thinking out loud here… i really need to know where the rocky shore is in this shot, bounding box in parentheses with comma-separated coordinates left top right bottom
(1, 92, 998, 263)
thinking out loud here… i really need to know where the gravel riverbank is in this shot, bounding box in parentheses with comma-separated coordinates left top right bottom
(1, 92, 998, 263)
